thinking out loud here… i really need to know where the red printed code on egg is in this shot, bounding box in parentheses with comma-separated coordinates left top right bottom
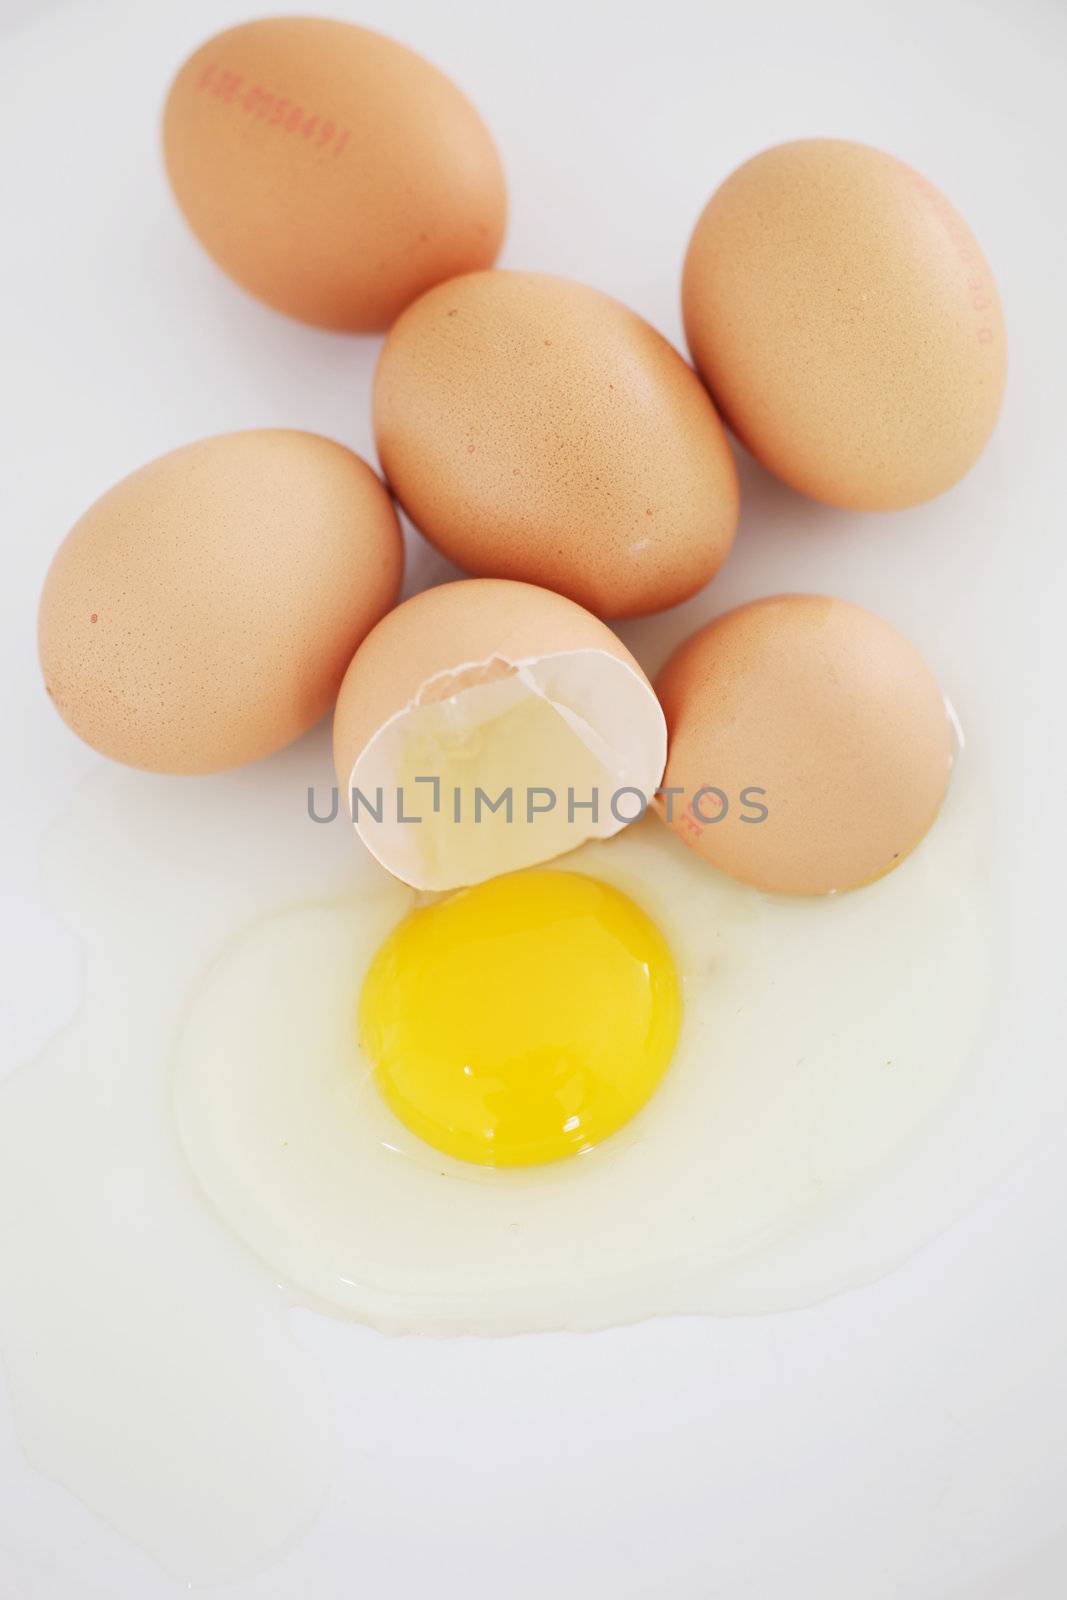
(194, 63, 351, 155)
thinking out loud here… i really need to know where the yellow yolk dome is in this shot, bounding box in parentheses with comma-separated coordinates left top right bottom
(359, 869, 681, 1167)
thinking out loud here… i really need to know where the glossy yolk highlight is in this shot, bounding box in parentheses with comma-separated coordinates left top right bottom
(358, 869, 681, 1167)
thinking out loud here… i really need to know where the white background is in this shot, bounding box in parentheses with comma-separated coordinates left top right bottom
(2, 0, 1066, 1595)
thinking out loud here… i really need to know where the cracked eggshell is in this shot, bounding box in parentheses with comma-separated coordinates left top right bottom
(163, 17, 507, 331)
(682, 139, 1006, 509)
(332, 579, 668, 888)
(654, 594, 954, 895)
(372, 271, 739, 618)
(39, 430, 403, 775)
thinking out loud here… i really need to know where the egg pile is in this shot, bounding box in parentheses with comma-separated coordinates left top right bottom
(36, 18, 1005, 1266)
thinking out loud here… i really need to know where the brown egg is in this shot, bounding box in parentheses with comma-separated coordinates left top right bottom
(372, 271, 739, 618)
(682, 140, 1006, 509)
(39, 431, 403, 774)
(163, 18, 506, 331)
(654, 595, 953, 894)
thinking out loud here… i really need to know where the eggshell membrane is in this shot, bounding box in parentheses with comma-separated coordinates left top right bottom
(39, 431, 403, 775)
(682, 139, 1006, 509)
(653, 595, 953, 895)
(332, 579, 667, 888)
(163, 17, 506, 331)
(372, 271, 739, 618)
(334, 578, 657, 775)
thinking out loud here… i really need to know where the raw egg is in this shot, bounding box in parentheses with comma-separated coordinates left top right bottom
(653, 594, 954, 894)
(170, 767, 990, 1334)
(163, 17, 506, 330)
(39, 430, 403, 774)
(682, 139, 1006, 508)
(372, 271, 739, 617)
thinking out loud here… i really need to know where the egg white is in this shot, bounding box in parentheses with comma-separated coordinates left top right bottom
(174, 758, 991, 1335)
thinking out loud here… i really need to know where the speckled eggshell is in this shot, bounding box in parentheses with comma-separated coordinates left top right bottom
(372, 271, 739, 618)
(333, 577, 654, 789)
(654, 594, 953, 894)
(163, 17, 506, 331)
(39, 431, 403, 774)
(682, 140, 1006, 509)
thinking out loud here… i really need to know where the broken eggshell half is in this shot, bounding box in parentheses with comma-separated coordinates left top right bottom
(332, 579, 667, 890)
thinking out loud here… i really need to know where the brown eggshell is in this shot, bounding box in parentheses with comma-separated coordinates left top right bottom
(39, 430, 403, 774)
(333, 577, 655, 789)
(654, 595, 953, 894)
(163, 17, 506, 331)
(372, 271, 739, 618)
(682, 139, 1006, 509)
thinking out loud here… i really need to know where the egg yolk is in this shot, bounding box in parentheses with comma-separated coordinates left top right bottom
(358, 869, 681, 1167)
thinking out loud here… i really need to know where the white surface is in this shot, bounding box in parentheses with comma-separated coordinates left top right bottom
(1, 0, 1065, 1595)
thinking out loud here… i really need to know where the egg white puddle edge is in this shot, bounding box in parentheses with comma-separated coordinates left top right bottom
(0, 736, 1027, 1580)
